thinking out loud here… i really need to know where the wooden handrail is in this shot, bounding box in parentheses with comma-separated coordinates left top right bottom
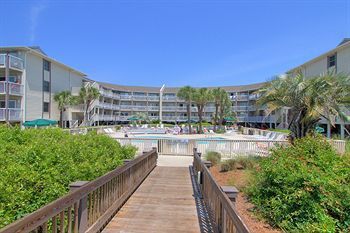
(193, 149, 250, 233)
(0, 149, 158, 233)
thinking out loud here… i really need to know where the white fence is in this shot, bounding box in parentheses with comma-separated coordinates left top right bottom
(114, 138, 289, 158)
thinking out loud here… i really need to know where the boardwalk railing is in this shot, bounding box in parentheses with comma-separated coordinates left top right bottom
(0, 149, 158, 233)
(115, 138, 289, 157)
(193, 149, 250, 233)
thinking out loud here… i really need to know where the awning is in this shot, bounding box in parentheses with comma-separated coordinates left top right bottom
(23, 119, 58, 127)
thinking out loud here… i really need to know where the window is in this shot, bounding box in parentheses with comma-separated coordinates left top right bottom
(43, 80, 50, 92)
(0, 101, 5, 108)
(327, 54, 337, 68)
(8, 100, 16, 108)
(43, 102, 49, 113)
(43, 60, 51, 71)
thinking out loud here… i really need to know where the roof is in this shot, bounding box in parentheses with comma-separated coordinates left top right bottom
(98, 81, 266, 93)
(0, 46, 87, 77)
(287, 38, 350, 74)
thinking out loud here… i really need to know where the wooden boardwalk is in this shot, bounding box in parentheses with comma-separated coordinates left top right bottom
(102, 166, 201, 233)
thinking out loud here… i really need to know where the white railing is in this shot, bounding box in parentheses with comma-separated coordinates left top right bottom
(120, 95, 133, 100)
(162, 96, 177, 101)
(330, 140, 346, 155)
(148, 106, 159, 111)
(133, 95, 147, 100)
(148, 96, 159, 101)
(132, 105, 147, 111)
(100, 89, 120, 99)
(98, 102, 120, 110)
(8, 108, 22, 121)
(244, 116, 275, 123)
(232, 106, 248, 111)
(0, 82, 5, 94)
(115, 138, 289, 157)
(0, 108, 5, 120)
(8, 82, 23, 95)
(9, 55, 24, 71)
(162, 106, 177, 111)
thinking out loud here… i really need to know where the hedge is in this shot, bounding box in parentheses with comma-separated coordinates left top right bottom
(0, 127, 136, 228)
(247, 136, 350, 232)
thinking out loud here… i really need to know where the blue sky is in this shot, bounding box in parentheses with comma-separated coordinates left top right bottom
(1, 0, 349, 87)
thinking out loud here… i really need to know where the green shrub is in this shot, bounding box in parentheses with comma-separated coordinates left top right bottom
(220, 156, 260, 172)
(0, 127, 136, 228)
(246, 136, 350, 232)
(215, 128, 226, 134)
(205, 151, 221, 165)
(220, 159, 236, 172)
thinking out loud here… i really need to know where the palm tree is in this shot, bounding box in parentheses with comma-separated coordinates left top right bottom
(212, 88, 222, 131)
(257, 72, 350, 141)
(177, 86, 196, 134)
(54, 91, 74, 128)
(135, 112, 149, 125)
(212, 88, 231, 130)
(193, 88, 213, 133)
(79, 85, 100, 125)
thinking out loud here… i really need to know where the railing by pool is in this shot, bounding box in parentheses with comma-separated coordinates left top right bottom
(115, 138, 289, 157)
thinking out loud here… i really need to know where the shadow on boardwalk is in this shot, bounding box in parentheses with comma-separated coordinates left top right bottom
(189, 166, 217, 233)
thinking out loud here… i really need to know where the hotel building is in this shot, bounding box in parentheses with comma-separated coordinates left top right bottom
(0, 39, 349, 137)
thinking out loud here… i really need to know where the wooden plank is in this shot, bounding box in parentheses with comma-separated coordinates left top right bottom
(102, 167, 200, 233)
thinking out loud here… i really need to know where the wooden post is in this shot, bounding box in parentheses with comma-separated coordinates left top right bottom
(221, 186, 239, 205)
(203, 160, 212, 169)
(69, 181, 89, 233)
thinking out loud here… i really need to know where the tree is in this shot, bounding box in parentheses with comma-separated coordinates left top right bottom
(193, 88, 213, 133)
(257, 72, 350, 141)
(135, 112, 149, 125)
(212, 88, 232, 130)
(177, 86, 196, 134)
(79, 85, 100, 125)
(54, 91, 74, 128)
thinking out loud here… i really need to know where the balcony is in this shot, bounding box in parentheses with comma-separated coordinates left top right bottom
(243, 116, 275, 123)
(100, 89, 120, 99)
(148, 96, 159, 101)
(132, 106, 147, 111)
(9, 82, 23, 95)
(0, 54, 24, 71)
(162, 96, 177, 101)
(0, 108, 22, 121)
(133, 96, 147, 100)
(148, 106, 159, 111)
(162, 106, 177, 111)
(0, 82, 24, 96)
(98, 102, 120, 110)
(232, 106, 248, 111)
(120, 95, 133, 100)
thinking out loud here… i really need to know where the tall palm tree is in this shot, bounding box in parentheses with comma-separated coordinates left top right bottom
(219, 93, 232, 127)
(79, 85, 100, 125)
(54, 91, 74, 128)
(193, 88, 213, 133)
(257, 72, 350, 141)
(212, 88, 222, 131)
(177, 86, 196, 134)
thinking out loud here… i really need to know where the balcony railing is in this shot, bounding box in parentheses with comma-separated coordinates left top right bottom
(133, 96, 147, 100)
(148, 96, 159, 101)
(162, 96, 177, 101)
(98, 102, 120, 110)
(120, 95, 133, 100)
(0, 54, 24, 71)
(8, 82, 23, 95)
(9, 55, 24, 71)
(0, 81, 24, 96)
(148, 106, 159, 111)
(232, 106, 248, 111)
(132, 106, 147, 111)
(0, 108, 22, 121)
(243, 116, 275, 123)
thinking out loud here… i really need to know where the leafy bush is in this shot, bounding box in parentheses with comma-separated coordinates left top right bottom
(246, 136, 350, 232)
(0, 127, 136, 228)
(205, 151, 221, 165)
